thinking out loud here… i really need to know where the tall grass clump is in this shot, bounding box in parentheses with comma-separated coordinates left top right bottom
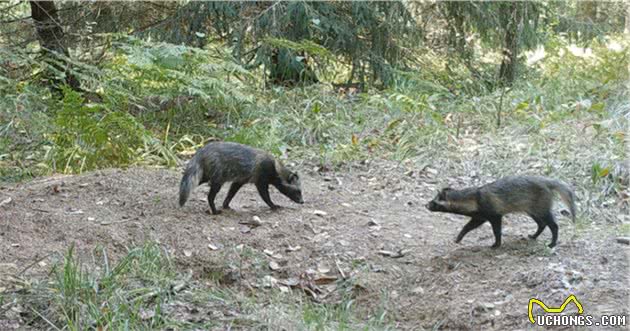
(20, 243, 183, 330)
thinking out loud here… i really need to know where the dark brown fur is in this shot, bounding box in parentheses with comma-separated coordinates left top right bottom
(426, 176, 576, 248)
(179, 142, 303, 214)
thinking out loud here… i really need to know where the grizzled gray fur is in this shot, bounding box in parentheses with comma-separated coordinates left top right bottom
(426, 176, 576, 248)
(179, 141, 303, 214)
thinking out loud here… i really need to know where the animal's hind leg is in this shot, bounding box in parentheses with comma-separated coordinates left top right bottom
(528, 215, 547, 240)
(207, 183, 223, 215)
(543, 212, 559, 248)
(455, 217, 485, 244)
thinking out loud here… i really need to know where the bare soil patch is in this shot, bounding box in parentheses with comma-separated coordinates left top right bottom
(1, 162, 628, 330)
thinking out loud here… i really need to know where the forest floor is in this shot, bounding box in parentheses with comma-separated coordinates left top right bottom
(1, 158, 629, 330)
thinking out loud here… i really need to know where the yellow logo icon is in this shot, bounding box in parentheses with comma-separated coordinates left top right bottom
(528, 294, 584, 324)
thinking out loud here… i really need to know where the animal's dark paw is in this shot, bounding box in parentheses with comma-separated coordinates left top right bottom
(207, 209, 221, 215)
(528, 234, 537, 240)
(222, 205, 232, 210)
(548, 242, 557, 248)
(490, 243, 501, 249)
(270, 205, 281, 210)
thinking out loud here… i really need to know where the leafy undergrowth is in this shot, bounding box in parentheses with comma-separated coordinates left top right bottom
(1, 36, 629, 330)
(1, 35, 627, 183)
(1, 243, 392, 330)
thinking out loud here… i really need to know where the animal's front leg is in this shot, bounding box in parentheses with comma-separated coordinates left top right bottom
(256, 182, 279, 210)
(456, 217, 486, 243)
(489, 217, 503, 248)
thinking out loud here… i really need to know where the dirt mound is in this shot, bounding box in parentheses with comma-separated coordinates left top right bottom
(1, 164, 628, 329)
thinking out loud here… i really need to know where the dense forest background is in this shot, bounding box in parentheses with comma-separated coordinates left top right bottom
(0, 1, 629, 330)
(1, 1, 628, 179)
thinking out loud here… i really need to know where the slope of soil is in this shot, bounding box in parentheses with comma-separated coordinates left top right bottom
(1, 162, 628, 330)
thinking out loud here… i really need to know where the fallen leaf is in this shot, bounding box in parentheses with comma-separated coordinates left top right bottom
(377, 249, 408, 258)
(269, 261, 281, 271)
(411, 286, 424, 294)
(286, 245, 301, 252)
(367, 220, 379, 226)
(208, 244, 219, 250)
(0, 197, 12, 207)
(481, 302, 495, 310)
(317, 263, 331, 274)
(184, 250, 193, 257)
(261, 275, 277, 288)
(240, 216, 262, 227)
(312, 232, 329, 243)
(314, 275, 338, 285)
(264, 249, 275, 256)
(279, 278, 300, 287)
(313, 210, 328, 217)
(378, 250, 396, 257)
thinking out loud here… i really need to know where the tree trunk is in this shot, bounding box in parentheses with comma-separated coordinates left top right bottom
(625, 1, 630, 35)
(578, 1, 597, 42)
(268, 48, 319, 87)
(498, 2, 522, 86)
(29, 0, 80, 93)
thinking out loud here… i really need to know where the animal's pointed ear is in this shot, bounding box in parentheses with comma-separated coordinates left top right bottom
(289, 172, 299, 182)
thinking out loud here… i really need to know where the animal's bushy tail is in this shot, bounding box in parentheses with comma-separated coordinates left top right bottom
(548, 179, 577, 222)
(179, 158, 203, 207)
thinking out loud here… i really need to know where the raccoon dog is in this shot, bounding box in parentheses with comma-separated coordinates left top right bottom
(426, 176, 576, 248)
(179, 141, 303, 214)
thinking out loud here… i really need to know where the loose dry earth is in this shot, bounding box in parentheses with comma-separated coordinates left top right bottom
(1, 161, 628, 330)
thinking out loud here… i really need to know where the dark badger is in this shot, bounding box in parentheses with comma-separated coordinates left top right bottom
(426, 176, 576, 248)
(179, 141, 304, 214)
